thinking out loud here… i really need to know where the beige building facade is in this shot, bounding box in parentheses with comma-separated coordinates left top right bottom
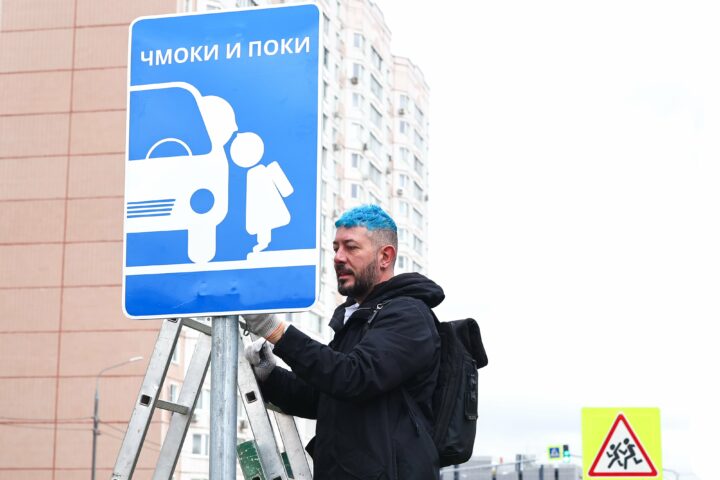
(0, 1, 429, 479)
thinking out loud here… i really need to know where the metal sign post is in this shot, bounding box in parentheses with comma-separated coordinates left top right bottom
(210, 316, 239, 479)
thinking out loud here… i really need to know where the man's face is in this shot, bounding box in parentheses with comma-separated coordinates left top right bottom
(333, 227, 380, 300)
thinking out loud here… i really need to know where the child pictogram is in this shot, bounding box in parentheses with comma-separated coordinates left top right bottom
(620, 438, 644, 469)
(605, 443, 623, 469)
(230, 132, 294, 255)
(605, 438, 644, 470)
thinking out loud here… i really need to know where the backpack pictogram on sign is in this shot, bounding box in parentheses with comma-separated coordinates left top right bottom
(588, 413, 658, 477)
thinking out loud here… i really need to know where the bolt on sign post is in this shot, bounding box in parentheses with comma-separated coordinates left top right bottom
(125, 4, 320, 478)
(582, 407, 662, 480)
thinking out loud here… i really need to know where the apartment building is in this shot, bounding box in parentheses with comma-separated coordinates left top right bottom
(0, 0, 429, 478)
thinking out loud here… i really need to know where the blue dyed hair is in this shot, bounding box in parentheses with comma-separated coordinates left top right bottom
(335, 204, 397, 232)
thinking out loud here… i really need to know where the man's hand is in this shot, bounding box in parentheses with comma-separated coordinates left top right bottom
(241, 313, 286, 343)
(244, 338, 276, 382)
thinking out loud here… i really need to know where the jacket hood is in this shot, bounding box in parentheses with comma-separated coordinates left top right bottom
(362, 272, 445, 308)
(329, 272, 444, 332)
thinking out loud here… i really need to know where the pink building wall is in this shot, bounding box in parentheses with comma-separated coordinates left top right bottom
(0, 1, 184, 478)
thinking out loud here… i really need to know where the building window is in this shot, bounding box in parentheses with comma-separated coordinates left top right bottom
(367, 133, 381, 157)
(399, 147, 410, 163)
(398, 228, 408, 243)
(204, 0, 222, 11)
(323, 48, 329, 69)
(169, 384, 178, 403)
(370, 105, 382, 129)
(399, 120, 409, 135)
(171, 345, 179, 364)
(352, 63, 364, 83)
(399, 201, 409, 217)
(399, 94, 409, 110)
(351, 183, 363, 199)
(323, 13, 330, 34)
(195, 389, 208, 410)
(398, 174, 408, 188)
(370, 75, 383, 100)
(192, 433, 207, 455)
(413, 155, 423, 175)
(412, 208, 423, 227)
(353, 32, 365, 49)
(368, 162, 382, 186)
(370, 46, 383, 71)
(413, 234, 423, 253)
(413, 129, 424, 149)
(351, 122, 364, 141)
(415, 105, 425, 124)
(351, 153, 362, 169)
(413, 181, 423, 201)
(413, 261, 423, 273)
(397, 255, 407, 270)
(352, 92, 364, 110)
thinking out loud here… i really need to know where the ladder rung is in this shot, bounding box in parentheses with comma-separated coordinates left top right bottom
(155, 400, 190, 415)
(182, 318, 212, 335)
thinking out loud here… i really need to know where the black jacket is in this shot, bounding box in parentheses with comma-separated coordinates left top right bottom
(261, 272, 443, 480)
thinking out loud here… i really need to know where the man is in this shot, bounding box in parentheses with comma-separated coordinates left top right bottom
(242, 204, 443, 479)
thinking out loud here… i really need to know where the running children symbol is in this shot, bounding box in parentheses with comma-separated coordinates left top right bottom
(588, 413, 658, 477)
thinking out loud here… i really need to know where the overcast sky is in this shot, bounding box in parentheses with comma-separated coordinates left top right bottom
(373, 1, 719, 478)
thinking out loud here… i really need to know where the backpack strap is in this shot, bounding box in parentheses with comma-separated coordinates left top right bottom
(366, 295, 424, 324)
(366, 298, 393, 325)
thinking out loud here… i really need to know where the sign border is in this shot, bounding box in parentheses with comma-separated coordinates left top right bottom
(122, 3, 323, 319)
(588, 413, 658, 477)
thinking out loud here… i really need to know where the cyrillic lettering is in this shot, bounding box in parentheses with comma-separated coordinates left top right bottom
(156, 49, 172, 65)
(190, 46, 203, 62)
(205, 44, 219, 61)
(281, 38, 293, 55)
(140, 50, 154, 66)
(174, 47, 189, 64)
(226, 42, 242, 59)
(295, 36, 310, 53)
(248, 41, 262, 57)
(263, 39, 279, 56)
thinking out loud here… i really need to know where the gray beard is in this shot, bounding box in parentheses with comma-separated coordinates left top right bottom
(337, 259, 378, 300)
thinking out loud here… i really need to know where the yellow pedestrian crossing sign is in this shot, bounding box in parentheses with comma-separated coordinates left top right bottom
(582, 408, 662, 479)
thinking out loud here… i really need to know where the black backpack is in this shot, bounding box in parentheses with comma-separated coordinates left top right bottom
(368, 301, 488, 467)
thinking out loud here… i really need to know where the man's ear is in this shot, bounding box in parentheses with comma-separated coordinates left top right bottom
(378, 244, 396, 270)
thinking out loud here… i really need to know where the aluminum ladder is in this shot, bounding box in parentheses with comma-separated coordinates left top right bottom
(110, 317, 312, 480)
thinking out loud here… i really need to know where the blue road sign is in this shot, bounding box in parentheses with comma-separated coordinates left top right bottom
(548, 446, 561, 460)
(123, 5, 321, 319)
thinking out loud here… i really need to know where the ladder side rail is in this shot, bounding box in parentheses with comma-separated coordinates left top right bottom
(153, 323, 212, 480)
(274, 411, 313, 479)
(238, 333, 289, 480)
(112, 318, 183, 480)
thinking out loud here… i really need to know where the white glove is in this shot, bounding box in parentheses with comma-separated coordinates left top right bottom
(241, 313, 283, 339)
(244, 338, 276, 382)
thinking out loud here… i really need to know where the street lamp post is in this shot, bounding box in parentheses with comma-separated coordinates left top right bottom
(92, 356, 143, 480)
